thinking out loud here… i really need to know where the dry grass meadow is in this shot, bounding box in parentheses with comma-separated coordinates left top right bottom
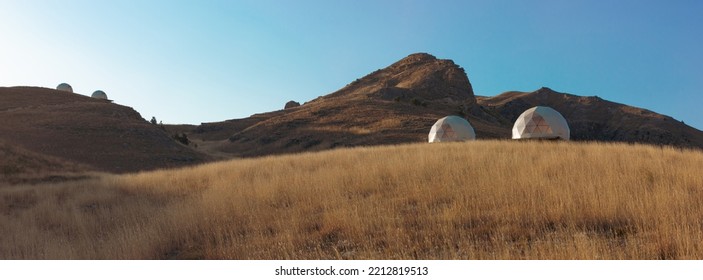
(1, 140, 703, 259)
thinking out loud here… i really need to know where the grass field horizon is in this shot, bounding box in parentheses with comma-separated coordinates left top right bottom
(2, 140, 702, 259)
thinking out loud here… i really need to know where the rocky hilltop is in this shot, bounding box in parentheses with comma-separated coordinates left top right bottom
(186, 53, 479, 157)
(329, 53, 475, 104)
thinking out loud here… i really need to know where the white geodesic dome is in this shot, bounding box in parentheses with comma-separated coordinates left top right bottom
(56, 83, 73, 93)
(91, 90, 108, 100)
(512, 106, 570, 140)
(428, 116, 476, 143)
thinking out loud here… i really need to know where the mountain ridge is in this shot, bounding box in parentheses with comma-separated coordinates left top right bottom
(2, 53, 701, 177)
(182, 53, 703, 158)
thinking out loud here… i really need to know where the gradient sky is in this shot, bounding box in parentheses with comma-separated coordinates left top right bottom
(1, 0, 701, 130)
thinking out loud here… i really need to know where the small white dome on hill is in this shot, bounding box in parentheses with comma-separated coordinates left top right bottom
(428, 116, 476, 143)
(91, 90, 108, 100)
(56, 83, 73, 93)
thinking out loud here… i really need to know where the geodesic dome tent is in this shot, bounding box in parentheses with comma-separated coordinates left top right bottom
(428, 116, 476, 143)
(512, 106, 570, 140)
(56, 83, 73, 93)
(91, 90, 108, 100)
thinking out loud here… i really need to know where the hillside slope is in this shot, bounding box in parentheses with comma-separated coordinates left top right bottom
(0, 87, 211, 173)
(2, 141, 702, 259)
(0, 140, 94, 185)
(179, 53, 703, 158)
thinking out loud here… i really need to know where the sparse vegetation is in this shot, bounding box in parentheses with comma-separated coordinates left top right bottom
(1, 141, 703, 259)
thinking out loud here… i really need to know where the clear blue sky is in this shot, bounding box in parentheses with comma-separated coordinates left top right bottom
(1, 0, 701, 130)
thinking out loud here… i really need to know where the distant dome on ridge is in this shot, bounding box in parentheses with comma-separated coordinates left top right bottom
(56, 83, 73, 93)
(91, 90, 108, 100)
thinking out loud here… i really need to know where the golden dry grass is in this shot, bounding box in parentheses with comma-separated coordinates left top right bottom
(1, 140, 703, 259)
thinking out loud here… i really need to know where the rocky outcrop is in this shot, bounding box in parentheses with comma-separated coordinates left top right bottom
(327, 53, 475, 107)
(381, 53, 474, 102)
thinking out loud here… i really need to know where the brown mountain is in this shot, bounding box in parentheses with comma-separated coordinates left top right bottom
(184, 53, 481, 157)
(0, 86, 211, 174)
(182, 53, 703, 157)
